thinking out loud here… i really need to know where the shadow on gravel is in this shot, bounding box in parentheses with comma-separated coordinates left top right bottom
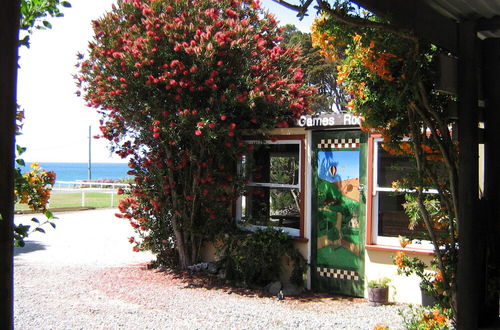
(169, 270, 366, 303)
(14, 241, 47, 256)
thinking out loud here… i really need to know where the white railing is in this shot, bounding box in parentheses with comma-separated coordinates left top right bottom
(52, 180, 130, 208)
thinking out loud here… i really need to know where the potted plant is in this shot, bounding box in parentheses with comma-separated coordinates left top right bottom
(367, 277, 391, 306)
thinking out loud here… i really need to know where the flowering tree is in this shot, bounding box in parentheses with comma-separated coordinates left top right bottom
(309, 2, 458, 318)
(76, 0, 313, 268)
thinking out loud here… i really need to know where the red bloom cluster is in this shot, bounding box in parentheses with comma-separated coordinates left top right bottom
(76, 0, 314, 265)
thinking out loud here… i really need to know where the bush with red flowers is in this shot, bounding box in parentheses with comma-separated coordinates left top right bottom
(76, 0, 314, 268)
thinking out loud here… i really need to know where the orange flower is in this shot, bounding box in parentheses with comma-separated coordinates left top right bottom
(435, 269, 443, 282)
(399, 235, 412, 248)
(394, 251, 406, 268)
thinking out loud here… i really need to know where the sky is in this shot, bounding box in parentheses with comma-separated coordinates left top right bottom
(16, 0, 316, 163)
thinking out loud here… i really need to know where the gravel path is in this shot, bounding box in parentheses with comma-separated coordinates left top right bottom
(14, 209, 407, 329)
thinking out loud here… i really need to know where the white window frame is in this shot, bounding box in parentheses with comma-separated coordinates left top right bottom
(236, 139, 302, 237)
(372, 138, 434, 249)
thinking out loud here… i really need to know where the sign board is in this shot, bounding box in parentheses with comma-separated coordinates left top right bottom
(296, 113, 361, 128)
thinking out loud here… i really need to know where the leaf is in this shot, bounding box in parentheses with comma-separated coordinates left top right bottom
(14, 240, 26, 248)
(31, 217, 40, 224)
(42, 20, 52, 29)
(16, 159, 26, 166)
(44, 210, 54, 219)
(49, 222, 56, 229)
(16, 145, 27, 155)
(35, 227, 46, 234)
(61, 1, 71, 8)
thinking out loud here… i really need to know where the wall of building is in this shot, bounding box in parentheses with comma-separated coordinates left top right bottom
(364, 249, 434, 304)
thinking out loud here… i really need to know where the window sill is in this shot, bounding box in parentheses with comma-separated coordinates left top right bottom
(292, 236, 308, 243)
(365, 244, 434, 256)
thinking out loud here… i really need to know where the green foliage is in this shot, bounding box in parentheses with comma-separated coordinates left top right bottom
(14, 210, 57, 247)
(399, 304, 454, 329)
(77, 0, 313, 268)
(281, 24, 346, 113)
(368, 277, 391, 288)
(19, 0, 71, 48)
(311, 1, 459, 318)
(218, 227, 306, 287)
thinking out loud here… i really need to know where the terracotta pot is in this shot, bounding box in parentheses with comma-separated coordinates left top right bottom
(368, 287, 389, 306)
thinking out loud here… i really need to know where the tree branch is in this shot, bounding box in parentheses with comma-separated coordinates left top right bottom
(270, 0, 314, 16)
(314, 1, 418, 43)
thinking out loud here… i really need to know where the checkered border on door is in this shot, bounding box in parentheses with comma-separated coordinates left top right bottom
(317, 267, 360, 281)
(317, 138, 360, 150)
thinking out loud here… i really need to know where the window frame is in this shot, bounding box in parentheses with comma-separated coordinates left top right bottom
(370, 137, 434, 250)
(236, 135, 306, 238)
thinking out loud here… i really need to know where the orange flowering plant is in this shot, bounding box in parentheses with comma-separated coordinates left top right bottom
(13, 109, 57, 247)
(309, 0, 459, 319)
(399, 304, 454, 330)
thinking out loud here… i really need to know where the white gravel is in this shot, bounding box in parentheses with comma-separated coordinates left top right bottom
(14, 209, 407, 329)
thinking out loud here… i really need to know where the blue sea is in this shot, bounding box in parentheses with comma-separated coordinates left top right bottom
(21, 162, 131, 183)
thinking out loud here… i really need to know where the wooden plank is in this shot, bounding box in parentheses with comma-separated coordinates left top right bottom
(0, 1, 20, 329)
(457, 19, 480, 330)
(353, 0, 458, 53)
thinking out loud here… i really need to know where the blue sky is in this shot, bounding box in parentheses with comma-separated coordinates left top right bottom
(16, 0, 316, 163)
(317, 151, 360, 183)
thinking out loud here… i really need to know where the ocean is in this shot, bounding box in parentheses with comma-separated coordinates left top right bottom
(20, 162, 131, 183)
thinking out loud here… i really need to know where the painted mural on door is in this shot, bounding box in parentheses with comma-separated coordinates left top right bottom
(312, 130, 367, 297)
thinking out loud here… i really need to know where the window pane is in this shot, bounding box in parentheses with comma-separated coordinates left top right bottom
(247, 144, 299, 185)
(378, 192, 426, 238)
(377, 144, 414, 188)
(241, 187, 300, 230)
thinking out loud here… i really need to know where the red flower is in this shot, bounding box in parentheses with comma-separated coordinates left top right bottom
(133, 246, 140, 252)
(208, 123, 215, 129)
(195, 130, 202, 136)
(128, 237, 135, 243)
(220, 115, 227, 121)
(117, 188, 124, 195)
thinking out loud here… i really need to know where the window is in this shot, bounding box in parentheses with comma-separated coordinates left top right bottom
(372, 139, 432, 247)
(237, 138, 303, 237)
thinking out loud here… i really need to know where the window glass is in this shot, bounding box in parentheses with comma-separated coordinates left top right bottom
(378, 192, 425, 237)
(241, 187, 300, 230)
(377, 145, 414, 188)
(375, 141, 428, 240)
(246, 143, 299, 185)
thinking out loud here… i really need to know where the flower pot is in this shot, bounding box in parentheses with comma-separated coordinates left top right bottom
(368, 287, 389, 306)
(420, 288, 437, 307)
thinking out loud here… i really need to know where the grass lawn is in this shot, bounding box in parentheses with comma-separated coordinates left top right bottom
(15, 191, 124, 211)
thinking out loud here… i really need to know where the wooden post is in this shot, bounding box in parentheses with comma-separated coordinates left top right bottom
(457, 20, 480, 330)
(0, 1, 20, 329)
(480, 37, 500, 327)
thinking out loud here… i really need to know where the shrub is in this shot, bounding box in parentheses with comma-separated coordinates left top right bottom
(218, 227, 306, 287)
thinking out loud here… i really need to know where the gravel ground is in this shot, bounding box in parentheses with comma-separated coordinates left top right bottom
(14, 209, 407, 329)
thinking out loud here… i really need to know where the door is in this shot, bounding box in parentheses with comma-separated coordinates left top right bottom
(311, 130, 367, 297)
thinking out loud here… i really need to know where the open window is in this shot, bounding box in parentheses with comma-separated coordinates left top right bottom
(236, 137, 304, 237)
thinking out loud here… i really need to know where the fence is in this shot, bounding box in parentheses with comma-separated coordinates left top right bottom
(49, 181, 130, 209)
